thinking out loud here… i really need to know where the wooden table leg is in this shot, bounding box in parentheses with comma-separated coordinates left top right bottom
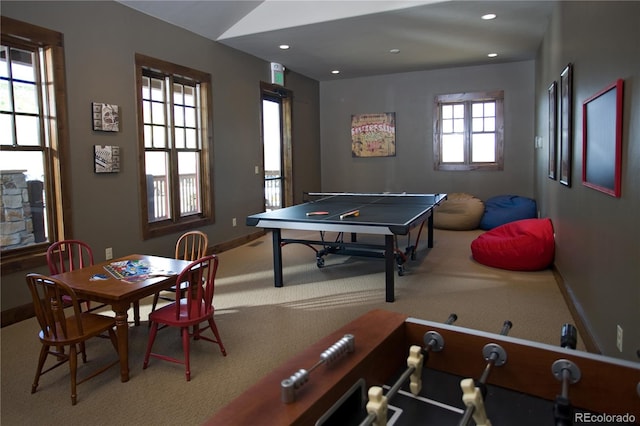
(133, 301, 140, 326)
(113, 303, 130, 382)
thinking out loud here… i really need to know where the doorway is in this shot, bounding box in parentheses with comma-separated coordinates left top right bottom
(261, 82, 292, 211)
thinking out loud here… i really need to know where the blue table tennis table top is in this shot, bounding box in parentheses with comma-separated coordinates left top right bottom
(246, 193, 447, 235)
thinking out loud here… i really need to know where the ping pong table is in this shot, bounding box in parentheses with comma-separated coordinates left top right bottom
(246, 193, 447, 302)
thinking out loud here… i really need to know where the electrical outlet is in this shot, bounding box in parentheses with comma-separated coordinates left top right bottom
(232, 217, 237, 227)
(105, 247, 113, 260)
(616, 325, 623, 352)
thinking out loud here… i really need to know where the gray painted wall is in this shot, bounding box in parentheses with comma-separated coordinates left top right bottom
(319, 61, 536, 201)
(1, 1, 320, 310)
(533, 1, 639, 360)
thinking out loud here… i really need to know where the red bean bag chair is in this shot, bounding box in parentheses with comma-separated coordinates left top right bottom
(471, 218, 554, 271)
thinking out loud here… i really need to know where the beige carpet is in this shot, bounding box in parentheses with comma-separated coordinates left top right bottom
(0, 229, 581, 425)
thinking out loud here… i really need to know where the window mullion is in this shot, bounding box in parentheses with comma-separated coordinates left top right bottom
(36, 48, 49, 150)
(464, 102, 472, 165)
(5, 48, 18, 147)
(166, 76, 180, 222)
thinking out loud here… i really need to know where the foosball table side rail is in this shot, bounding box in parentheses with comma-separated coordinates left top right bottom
(404, 317, 640, 421)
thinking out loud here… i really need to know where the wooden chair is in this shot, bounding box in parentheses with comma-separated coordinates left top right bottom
(150, 230, 209, 313)
(46, 240, 94, 311)
(47, 240, 141, 325)
(26, 273, 120, 405)
(143, 254, 226, 381)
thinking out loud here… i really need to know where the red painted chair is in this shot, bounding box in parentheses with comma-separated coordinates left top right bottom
(46, 240, 140, 324)
(143, 254, 226, 381)
(26, 273, 120, 405)
(46, 240, 95, 311)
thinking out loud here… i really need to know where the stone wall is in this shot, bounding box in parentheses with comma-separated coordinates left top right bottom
(0, 170, 38, 250)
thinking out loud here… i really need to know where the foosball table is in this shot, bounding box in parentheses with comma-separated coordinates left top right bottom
(206, 309, 640, 425)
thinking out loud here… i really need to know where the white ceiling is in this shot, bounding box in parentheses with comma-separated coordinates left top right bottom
(117, 0, 556, 82)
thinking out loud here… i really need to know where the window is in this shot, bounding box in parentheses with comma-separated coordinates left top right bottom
(135, 54, 213, 239)
(433, 91, 504, 171)
(1, 17, 70, 273)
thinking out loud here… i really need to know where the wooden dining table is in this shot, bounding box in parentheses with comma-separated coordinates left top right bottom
(52, 254, 192, 382)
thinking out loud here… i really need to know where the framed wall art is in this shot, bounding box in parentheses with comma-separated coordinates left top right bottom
(559, 63, 573, 186)
(92, 102, 120, 132)
(94, 145, 120, 173)
(351, 112, 396, 157)
(582, 79, 624, 197)
(548, 81, 557, 180)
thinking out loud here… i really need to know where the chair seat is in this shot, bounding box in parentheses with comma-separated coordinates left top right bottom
(40, 313, 117, 345)
(149, 299, 212, 327)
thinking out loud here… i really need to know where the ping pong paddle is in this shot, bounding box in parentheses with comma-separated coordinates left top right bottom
(339, 210, 359, 219)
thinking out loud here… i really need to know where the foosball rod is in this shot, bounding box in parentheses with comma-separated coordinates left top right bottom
(360, 314, 457, 426)
(422, 313, 458, 354)
(389, 313, 459, 400)
(458, 320, 513, 426)
(553, 324, 581, 426)
(360, 345, 424, 426)
(281, 334, 355, 403)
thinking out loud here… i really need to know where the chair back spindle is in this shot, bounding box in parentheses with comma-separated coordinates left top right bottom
(26, 274, 84, 341)
(47, 240, 94, 275)
(175, 230, 208, 261)
(174, 254, 218, 321)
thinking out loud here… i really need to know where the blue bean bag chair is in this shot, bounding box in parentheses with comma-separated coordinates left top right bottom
(479, 195, 537, 230)
(471, 218, 555, 271)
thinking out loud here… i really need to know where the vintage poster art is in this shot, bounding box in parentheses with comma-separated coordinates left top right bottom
(351, 112, 396, 157)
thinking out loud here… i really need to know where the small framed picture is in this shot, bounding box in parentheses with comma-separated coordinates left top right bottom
(92, 102, 119, 132)
(94, 145, 120, 173)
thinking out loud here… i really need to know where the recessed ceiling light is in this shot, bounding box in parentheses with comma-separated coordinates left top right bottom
(389, 48, 400, 54)
(331, 70, 340, 75)
(279, 44, 290, 50)
(488, 53, 498, 58)
(482, 13, 497, 20)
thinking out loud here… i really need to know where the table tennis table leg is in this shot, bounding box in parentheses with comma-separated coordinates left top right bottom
(385, 235, 395, 302)
(272, 229, 284, 287)
(427, 212, 434, 248)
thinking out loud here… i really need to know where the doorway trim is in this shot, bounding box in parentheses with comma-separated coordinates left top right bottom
(260, 81, 293, 209)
